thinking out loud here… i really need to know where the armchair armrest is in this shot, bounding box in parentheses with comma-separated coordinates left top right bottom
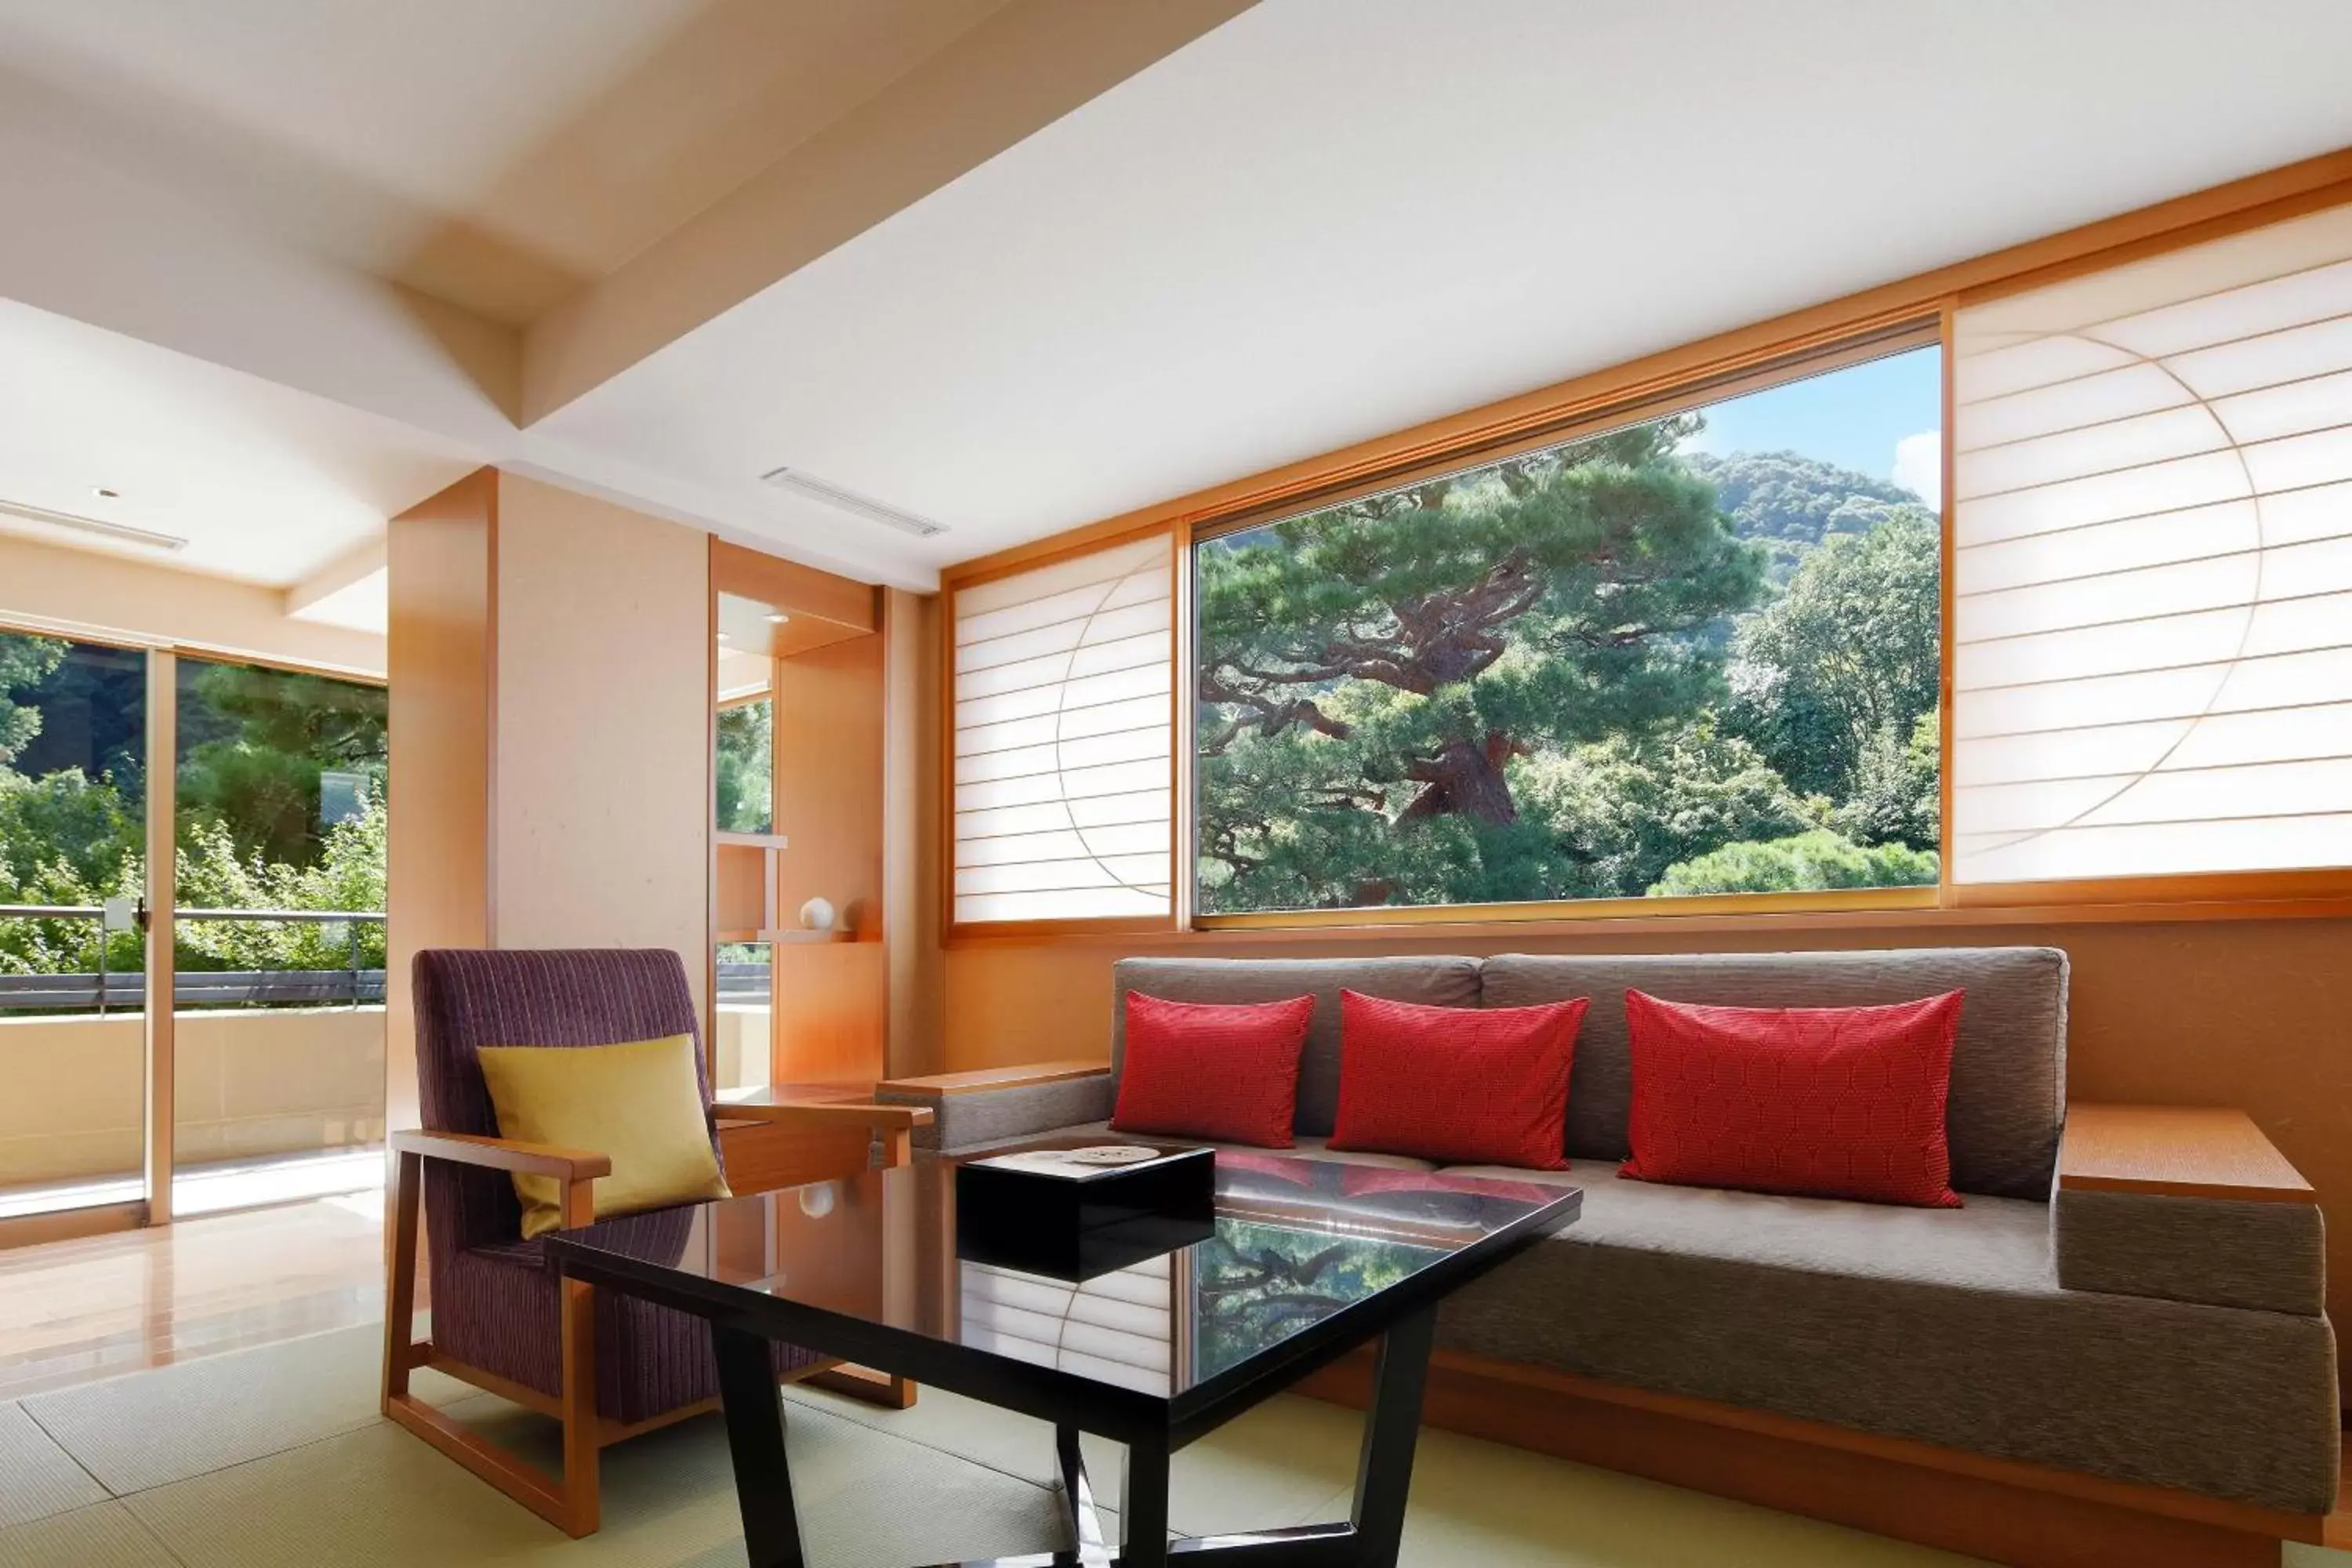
(386, 1128, 610, 1232)
(873, 1061, 1115, 1153)
(388, 1127, 612, 1181)
(2053, 1105, 2321, 1315)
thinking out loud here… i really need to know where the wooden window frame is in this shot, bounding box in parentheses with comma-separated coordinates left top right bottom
(938, 143, 2352, 944)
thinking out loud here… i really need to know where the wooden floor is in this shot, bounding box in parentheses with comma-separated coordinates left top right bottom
(0, 1192, 388, 1402)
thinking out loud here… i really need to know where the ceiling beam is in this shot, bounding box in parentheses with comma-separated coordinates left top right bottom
(519, 0, 1255, 424)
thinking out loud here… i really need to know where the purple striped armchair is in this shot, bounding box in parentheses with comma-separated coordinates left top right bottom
(379, 949, 923, 1536)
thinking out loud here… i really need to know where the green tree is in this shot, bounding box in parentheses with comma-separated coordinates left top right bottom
(0, 632, 67, 764)
(1197, 417, 1766, 909)
(176, 663, 387, 866)
(1828, 706, 1940, 851)
(1649, 828, 1938, 896)
(716, 699, 772, 834)
(1512, 720, 1822, 898)
(1726, 510, 1939, 819)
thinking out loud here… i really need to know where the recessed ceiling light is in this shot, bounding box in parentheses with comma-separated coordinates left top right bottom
(759, 466, 948, 539)
(765, 612, 790, 624)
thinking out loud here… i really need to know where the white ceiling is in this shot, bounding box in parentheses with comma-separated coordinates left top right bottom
(0, 297, 476, 586)
(539, 0, 2352, 577)
(0, 0, 1013, 324)
(4, 0, 2352, 598)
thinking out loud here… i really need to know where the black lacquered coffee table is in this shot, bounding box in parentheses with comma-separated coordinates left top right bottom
(546, 1139, 1580, 1568)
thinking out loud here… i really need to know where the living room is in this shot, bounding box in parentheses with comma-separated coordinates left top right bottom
(0, 4, 2348, 1566)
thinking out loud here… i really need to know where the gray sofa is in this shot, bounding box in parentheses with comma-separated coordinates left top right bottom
(880, 948, 2339, 1523)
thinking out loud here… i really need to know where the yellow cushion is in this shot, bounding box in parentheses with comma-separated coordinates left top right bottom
(476, 1034, 730, 1240)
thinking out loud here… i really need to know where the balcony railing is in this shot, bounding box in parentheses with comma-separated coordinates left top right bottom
(0, 905, 387, 1013)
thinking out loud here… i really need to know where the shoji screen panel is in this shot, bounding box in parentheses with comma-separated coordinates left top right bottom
(1951, 204, 2352, 885)
(951, 534, 1174, 923)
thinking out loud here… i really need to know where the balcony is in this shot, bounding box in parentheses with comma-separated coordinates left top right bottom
(0, 905, 387, 1218)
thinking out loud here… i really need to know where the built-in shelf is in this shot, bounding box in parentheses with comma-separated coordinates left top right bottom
(716, 927, 856, 945)
(716, 830, 789, 849)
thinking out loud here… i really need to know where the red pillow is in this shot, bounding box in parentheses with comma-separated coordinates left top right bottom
(1620, 989, 1965, 1207)
(1111, 992, 1314, 1148)
(1327, 991, 1588, 1170)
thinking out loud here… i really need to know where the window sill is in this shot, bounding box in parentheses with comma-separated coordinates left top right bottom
(944, 890, 2352, 949)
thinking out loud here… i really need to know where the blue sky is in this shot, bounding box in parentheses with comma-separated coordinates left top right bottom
(1678, 344, 1942, 503)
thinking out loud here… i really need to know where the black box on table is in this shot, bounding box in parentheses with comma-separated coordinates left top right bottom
(954, 1142, 1215, 1282)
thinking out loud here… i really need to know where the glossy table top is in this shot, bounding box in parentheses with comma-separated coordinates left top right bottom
(546, 1138, 1580, 1428)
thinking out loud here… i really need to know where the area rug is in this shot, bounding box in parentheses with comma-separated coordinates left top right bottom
(0, 1323, 2316, 1567)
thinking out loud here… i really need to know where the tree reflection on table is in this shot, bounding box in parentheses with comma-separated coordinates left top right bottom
(1192, 1219, 1441, 1381)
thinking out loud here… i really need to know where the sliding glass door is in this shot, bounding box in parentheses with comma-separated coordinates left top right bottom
(0, 630, 151, 1221)
(1, 626, 389, 1231)
(170, 655, 387, 1216)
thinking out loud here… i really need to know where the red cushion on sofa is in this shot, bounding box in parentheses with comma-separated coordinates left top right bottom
(1327, 991, 1587, 1169)
(1111, 991, 1314, 1148)
(1620, 989, 1965, 1207)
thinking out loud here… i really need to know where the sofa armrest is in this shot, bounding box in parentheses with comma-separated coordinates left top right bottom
(2053, 1105, 2323, 1315)
(873, 1061, 1115, 1152)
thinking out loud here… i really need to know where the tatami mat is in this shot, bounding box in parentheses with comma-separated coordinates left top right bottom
(124, 1395, 1074, 1568)
(20, 1325, 468, 1496)
(0, 1405, 105, 1531)
(788, 1379, 1363, 1539)
(0, 1501, 174, 1568)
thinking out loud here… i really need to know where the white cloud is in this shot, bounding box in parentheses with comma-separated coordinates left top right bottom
(1893, 430, 1941, 510)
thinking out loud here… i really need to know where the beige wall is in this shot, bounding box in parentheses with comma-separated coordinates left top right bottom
(387, 468, 714, 1125)
(942, 916, 2352, 1339)
(492, 474, 710, 1026)
(0, 1008, 385, 1185)
(0, 532, 385, 675)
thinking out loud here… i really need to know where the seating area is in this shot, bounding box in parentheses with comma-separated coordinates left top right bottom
(877, 952, 2338, 1561)
(2, 7, 2352, 1568)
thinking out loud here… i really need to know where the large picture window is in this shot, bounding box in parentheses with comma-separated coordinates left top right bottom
(1193, 345, 1944, 916)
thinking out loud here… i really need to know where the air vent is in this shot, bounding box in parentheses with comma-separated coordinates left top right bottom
(760, 467, 948, 539)
(0, 498, 187, 551)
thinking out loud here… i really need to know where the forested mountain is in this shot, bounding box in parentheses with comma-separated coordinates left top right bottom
(1681, 449, 1929, 580)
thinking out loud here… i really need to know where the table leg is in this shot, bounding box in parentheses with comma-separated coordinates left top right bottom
(713, 1326, 808, 1568)
(1120, 1430, 1171, 1568)
(1054, 1424, 1112, 1562)
(1348, 1305, 1436, 1566)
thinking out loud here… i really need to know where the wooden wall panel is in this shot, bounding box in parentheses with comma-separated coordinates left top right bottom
(772, 629, 886, 1088)
(491, 474, 711, 1032)
(882, 590, 942, 1077)
(385, 469, 497, 1135)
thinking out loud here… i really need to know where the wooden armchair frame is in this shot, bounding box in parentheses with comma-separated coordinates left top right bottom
(379, 1101, 932, 1537)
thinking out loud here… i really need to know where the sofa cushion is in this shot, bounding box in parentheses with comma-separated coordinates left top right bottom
(1329, 991, 1584, 1170)
(1619, 989, 1962, 1207)
(1483, 948, 2067, 1200)
(1111, 992, 1314, 1147)
(1435, 1167, 2339, 1513)
(967, 1119, 1438, 1173)
(1111, 956, 1482, 1138)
